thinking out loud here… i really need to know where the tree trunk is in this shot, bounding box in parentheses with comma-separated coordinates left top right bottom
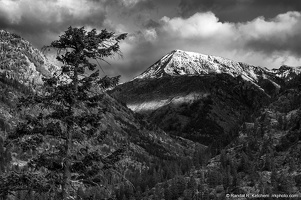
(62, 58, 79, 199)
(62, 123, 72, 199)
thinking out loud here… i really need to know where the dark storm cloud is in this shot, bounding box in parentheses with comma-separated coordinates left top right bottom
(0, 0, 107, 48)
(178, 0, 301, 22)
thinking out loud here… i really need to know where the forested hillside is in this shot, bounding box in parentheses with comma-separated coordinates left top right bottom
(141, 74, 301, 199)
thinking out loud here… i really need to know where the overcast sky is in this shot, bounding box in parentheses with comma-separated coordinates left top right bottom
(0, 0, 301, 82)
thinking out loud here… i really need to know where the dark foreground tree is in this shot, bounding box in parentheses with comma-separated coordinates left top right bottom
(0, 27, 127, 199)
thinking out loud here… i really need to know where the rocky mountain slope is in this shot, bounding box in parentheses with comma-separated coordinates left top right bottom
(272, 65, 301, 81)
(0, 30, 56, 85)
(0, 30, 57, 133)
(111, 49, 298, 147)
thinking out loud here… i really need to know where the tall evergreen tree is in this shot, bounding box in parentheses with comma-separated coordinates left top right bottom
(0, 27, 127, 199)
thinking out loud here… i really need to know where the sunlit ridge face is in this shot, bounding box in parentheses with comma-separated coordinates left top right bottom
(127, 92, 209, 112)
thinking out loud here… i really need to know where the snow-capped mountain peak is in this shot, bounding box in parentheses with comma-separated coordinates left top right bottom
(134, 49, 266, 82)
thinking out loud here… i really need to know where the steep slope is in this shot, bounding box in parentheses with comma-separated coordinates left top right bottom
(0, 30, 57, 133)
(0, 30, 57, 85)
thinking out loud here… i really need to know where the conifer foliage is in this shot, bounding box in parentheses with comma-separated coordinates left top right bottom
(0, 27, 127, 199)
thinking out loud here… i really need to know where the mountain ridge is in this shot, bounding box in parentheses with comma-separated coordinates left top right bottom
(272, 64, 301, 81)
(134, 49, 300, 84)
